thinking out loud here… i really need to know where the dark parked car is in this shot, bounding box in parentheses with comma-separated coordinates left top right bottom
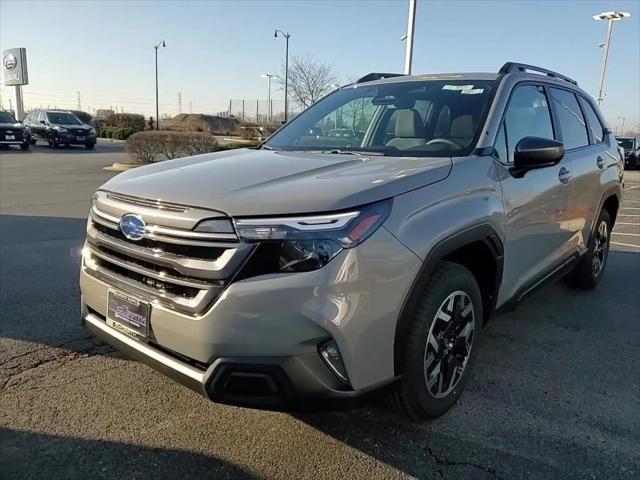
(0, 110, 30, 151)
(25, 110, 96, 149)
(615, 136, 640, 169)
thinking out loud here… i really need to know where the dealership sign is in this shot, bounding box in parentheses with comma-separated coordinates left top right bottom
(2, 48, 28, 86)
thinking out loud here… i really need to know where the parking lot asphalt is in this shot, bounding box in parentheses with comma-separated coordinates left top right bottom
(1, 143, 639, 480)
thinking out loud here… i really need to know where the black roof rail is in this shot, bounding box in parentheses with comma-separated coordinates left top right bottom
(499, 62, 578, 85)
(356, 72, 405, 83)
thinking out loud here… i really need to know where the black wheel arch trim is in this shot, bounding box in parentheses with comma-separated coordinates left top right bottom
(592, 186, 621, 234)
(393, 223, 504, 375)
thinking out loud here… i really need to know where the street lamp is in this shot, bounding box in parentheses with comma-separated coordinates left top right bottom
(402, 0, 417, 74)
(154, 40, 166, 130)
(274, 29, 291, 123)
(261, 73, 277, 124)
(592, 11, 631, 106)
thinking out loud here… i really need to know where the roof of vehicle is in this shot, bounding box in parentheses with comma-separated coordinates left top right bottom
(352, 62, 579, 88)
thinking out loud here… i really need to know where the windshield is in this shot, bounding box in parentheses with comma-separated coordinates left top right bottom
(616, 138, 634, 149)
(266, 80, 496, 156)
(0, 111, 17, 123)
(47, 112, 82, 125)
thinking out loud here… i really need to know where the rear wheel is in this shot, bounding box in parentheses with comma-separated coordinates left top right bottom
(388, 262, 483, 420)
(566, 209, 611, 289)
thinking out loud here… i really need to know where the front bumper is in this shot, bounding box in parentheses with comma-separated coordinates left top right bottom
(80, 226, 420, 409)
(54, 132, 96, 144)
(83, 305, 396, 411)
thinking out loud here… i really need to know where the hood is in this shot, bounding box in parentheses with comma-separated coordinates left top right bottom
(101, 149, 452, 216)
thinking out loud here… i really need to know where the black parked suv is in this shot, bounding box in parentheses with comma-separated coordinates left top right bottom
(616, 136, 640, 169)
(0, 110, 30, 151)
(25, 110, 97, 149)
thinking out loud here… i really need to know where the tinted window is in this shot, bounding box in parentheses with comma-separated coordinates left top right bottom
(578, 97, 604, 144)
(47, 112, 81, 125)
(38, 112, 46, 122)
(504, 85, 554, 162)
(549, 88, 588, 149)
(0, 111, 16, 123)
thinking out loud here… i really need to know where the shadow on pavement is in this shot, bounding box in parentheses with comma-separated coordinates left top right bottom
(0, 141, 125, 156)
(0, 428, 257, 480)
(0, 215, 100, 355)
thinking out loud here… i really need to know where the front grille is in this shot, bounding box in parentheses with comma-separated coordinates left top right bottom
(83, 191, 255, 315)
(71, 128, 90, 135)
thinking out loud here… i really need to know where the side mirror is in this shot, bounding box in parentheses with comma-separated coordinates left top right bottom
(512, 136, 564, 175)
(39, 120, 46, 125)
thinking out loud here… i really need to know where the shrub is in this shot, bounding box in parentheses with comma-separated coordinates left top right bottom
(126, 131, 221, 164)
(126, 132, 164, 163)
(104, 113, 146, 132)
(112, 128, 135, 140)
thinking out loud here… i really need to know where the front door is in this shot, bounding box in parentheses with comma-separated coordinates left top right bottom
(494, 84, 576, 304)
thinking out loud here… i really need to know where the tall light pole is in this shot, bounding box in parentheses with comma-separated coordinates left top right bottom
(154, 40, 166, 130)
(402, 0, 417, 74)
(261, 73, 276, 124)
(274, 29, 291, 122)
(593, 11, 631, 106)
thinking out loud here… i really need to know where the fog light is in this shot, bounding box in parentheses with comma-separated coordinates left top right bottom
(319, 340, 349, 385)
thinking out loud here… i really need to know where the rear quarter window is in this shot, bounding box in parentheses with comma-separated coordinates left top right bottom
(578, 96, 605, 144)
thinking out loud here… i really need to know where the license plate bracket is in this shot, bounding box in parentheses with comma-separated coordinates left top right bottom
(77, 136, 85, 141)
(106, 289, 150, 340)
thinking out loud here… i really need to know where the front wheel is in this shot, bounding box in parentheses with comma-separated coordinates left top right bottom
(388, 262, 483, 420)
(85, 143, 95, 150)
(20, 143, 30, 151)
(566, 209, 611, 289)
(48, 135, 58, 149)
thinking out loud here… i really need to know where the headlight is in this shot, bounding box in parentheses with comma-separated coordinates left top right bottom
(234, 199, 391, 272)
(54, 126, 68, 132)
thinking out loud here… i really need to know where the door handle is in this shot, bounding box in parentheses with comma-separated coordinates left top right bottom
(597, 156, 606, 169)
(558, 167, 572, 184)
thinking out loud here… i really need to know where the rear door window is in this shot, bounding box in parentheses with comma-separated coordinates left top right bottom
(549, 88, 589, 150)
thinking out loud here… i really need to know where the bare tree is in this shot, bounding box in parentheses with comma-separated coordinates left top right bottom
(279, 55, 339, 110)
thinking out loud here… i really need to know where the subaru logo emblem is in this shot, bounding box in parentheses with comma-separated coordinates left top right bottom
(120, 214, 146, 241)
(3, 54, 16, 70)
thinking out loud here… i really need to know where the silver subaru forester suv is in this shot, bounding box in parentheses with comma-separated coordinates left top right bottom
(80, 63, 623, 419)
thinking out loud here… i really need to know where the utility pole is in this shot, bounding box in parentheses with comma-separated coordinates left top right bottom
(274, 29, 291, 122)
(178, 92, 182, 114)
(77, 91, 81, 110)
(154, 40, 166, 129)
(403, 0, 417, 74)
(593, 11, 631, 105)
(189, 101, 192, 114)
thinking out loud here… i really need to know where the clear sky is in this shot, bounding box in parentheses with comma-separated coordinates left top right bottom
(1, 0, 638, 131)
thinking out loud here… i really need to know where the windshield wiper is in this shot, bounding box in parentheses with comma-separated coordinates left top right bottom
(321, 149, 387, 156)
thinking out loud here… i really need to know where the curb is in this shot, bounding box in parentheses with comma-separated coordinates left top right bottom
(103, 162, 139, 172)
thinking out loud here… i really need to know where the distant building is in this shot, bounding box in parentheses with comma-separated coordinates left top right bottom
(95, 109, 115, 119)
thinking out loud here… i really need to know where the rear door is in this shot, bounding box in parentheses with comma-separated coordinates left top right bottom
(546, 87, 597, 255)
(495, 84, 576, 304)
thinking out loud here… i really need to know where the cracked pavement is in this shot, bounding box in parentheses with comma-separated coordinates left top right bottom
(1, 143, 639, 479)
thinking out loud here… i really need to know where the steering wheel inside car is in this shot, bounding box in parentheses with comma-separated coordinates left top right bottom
(424, 138, 463, 149)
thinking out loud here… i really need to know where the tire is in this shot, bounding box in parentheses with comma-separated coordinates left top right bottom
(48, 135, 58, 149)
(565, 209, 611, 289)
(85, 143, 95, 150)
(30, 138, 37, 145)
(20, 143, 29, 151)
(388, 261, 483, 420)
